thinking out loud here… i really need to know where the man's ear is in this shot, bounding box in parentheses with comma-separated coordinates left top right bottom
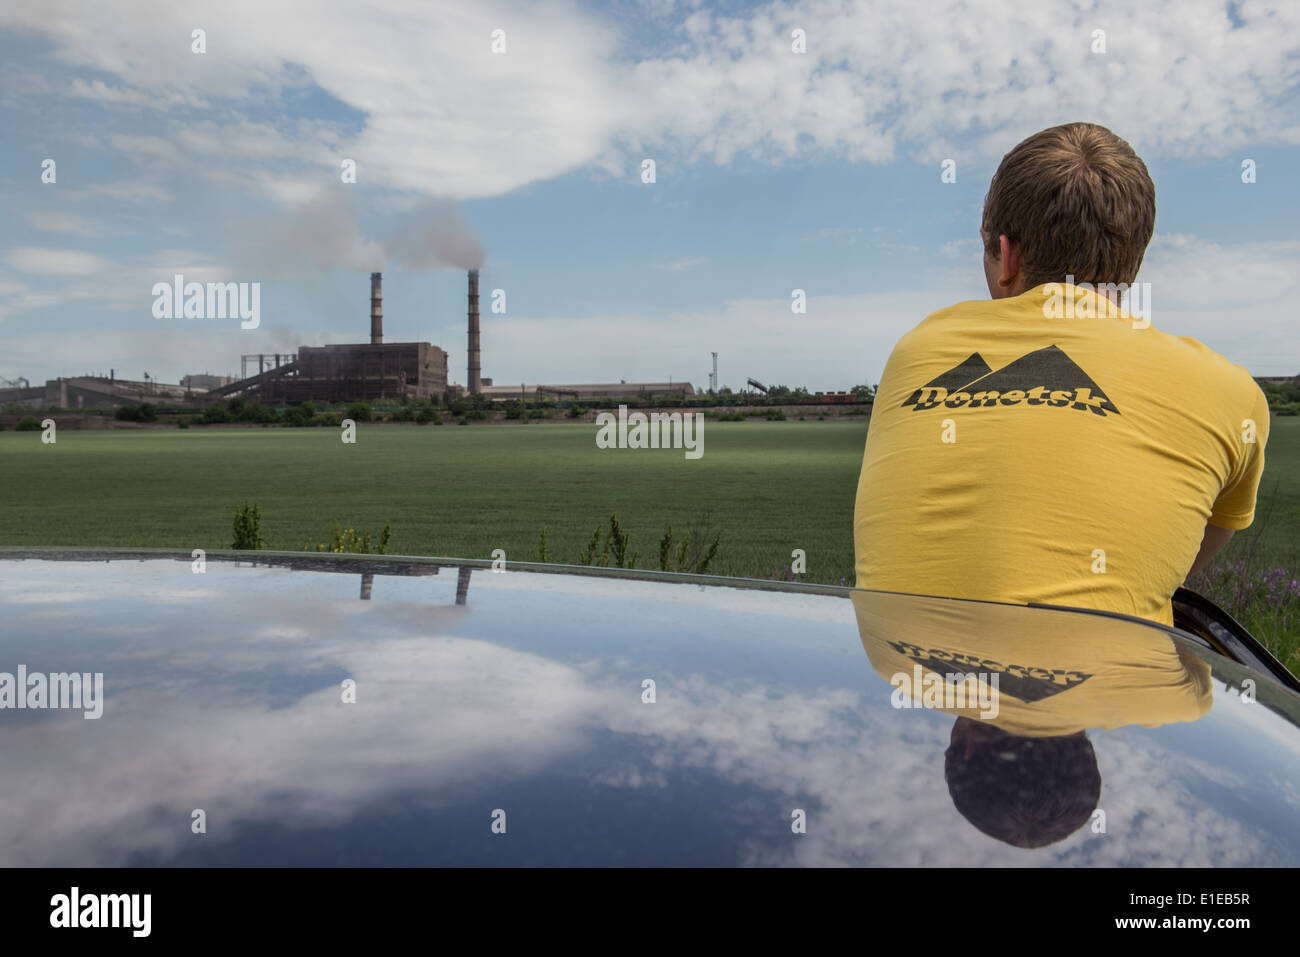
(997, 234, 1021, 288)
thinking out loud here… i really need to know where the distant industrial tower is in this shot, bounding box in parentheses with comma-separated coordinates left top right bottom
(709, 352, 718, 393)
(467, 268, 482, 394)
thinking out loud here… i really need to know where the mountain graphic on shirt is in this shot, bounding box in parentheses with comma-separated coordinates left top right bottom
(889, 642, 1093, 703)
(902, 344, 1120, 417)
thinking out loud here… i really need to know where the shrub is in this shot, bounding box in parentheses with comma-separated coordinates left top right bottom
(568, 403, 585, 418)
(503, 401, 524, 420)
(1186, 500, 1300, 671)
(317, 412, 342, 427)
(16, 416, 41, 431)
(114, 403, 157, 422)
(231, 502, 264, 549)
(203, 403, 232, 424)
(282, 403, 315, 427)
(575, 514, 638, 568)
(415, 408, 441, 425)
(305, 521, 392, 554)
(658, 515, 721, 573)
(236, 401, 276, 424)
(346, 402, 372, 423)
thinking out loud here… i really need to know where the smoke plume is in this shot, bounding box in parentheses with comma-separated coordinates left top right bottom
(237, 190, 385, 276)
(235, 192, 483, 277)
(385, 201, 484, 271)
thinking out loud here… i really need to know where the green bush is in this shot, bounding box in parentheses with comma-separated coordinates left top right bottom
(231, 502, 264, 549)
(318, 412, 342, 427)
(114, 403, 157, 422)
(202, 403, 232, 424)
(236, 401, 276, 424)
(575, 514, 638, 568)
(657, 517, 721, 573)
(305, 521, 392, 554)
(16, 416, 41, 431)
(568, 404, 585, 418)
(281, 403, 315, 427)
(503, 401, 524, 420)
(346, 402, 372, 423)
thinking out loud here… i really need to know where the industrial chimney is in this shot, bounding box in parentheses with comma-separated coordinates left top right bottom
(467, 269, 481, 393)
(370, 272, 383, 344)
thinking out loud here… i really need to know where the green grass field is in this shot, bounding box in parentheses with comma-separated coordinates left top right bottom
(0, 420, 869, 584)
(1, 417, 1296, 584)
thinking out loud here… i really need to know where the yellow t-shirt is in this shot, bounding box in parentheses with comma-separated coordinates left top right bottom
(851, 589, 1213, 737)
(854, 284, 1270, 626)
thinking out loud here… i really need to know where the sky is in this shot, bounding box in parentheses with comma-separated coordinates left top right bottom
(1, 0, 1298, 393)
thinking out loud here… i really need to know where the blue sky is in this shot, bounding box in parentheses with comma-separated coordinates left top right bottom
(1, 0, 1298, 392)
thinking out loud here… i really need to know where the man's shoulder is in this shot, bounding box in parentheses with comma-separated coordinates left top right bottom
(892, 296, 994, 349)
(1142, 330, 1263, 401)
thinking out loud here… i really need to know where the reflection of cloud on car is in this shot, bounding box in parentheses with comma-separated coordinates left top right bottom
(1, 551, 1297, 867)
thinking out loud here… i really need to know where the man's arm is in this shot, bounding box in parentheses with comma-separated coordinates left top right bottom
(1185, 523, 1234, 581)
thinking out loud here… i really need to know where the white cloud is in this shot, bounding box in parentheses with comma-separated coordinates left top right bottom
(4, 247, 112, 276)
(24, 211, 111, 237)
(1135, 234, 1300, 372)
(0, 1, 1295, 202)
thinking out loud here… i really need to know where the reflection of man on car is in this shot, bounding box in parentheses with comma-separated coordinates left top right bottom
(853, 122, 1269, 627)
(852, 589, 1212, 847)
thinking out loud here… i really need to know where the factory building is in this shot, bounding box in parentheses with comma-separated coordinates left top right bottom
(207, 272, 449, 403)
(181, 373, 237, 391)
(205, 269, 694, 406)
(2, 269, 700, 409)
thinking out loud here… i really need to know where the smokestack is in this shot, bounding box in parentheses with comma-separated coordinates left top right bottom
(467, 269, 481, 393)
(370, 272, 383, 344)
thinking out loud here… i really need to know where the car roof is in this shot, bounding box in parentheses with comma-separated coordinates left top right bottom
(3, 549, 1299, 866)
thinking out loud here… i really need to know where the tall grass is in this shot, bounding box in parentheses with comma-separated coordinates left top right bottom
(1186, 494, 1300, 674)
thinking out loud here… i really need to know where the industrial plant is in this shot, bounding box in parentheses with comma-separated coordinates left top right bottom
(0, 270, 695, 410)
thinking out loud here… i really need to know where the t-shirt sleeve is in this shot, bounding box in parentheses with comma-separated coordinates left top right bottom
(1209, 386, 1270, 530)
